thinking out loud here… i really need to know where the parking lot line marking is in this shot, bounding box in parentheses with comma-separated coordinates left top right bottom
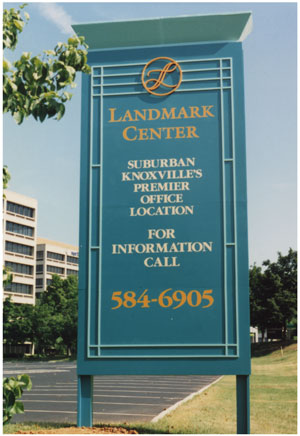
(24, 389, 190, 395)
(22, 410, 154, 417)
(23, 393, 175, 399)
(26, 388, 192, 394)
(24, 400, 168, 406)
(28, 381, 204, 390)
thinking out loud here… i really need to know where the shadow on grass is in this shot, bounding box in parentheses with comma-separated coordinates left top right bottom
(251, 340, 296, 357)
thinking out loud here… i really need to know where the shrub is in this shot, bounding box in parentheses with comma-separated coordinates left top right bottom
(3, 374, 32, 425)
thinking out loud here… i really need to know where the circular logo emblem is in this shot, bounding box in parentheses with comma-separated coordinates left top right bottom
(141, 57, 182, 96)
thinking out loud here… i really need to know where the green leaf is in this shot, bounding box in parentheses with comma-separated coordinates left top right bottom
(3, 58, 12, 73)
(44, 49, 56, 56)
(11, 401, 24, 414)
(56, 103, 65, 121)
(63, 91, 73, 101)
(5, 390, 15, 408)
(65, 65, 76, 76)
(38, 105, 48, 122)
(13, 19, 24, 31)
(13, 111, 24, 124)
(18, 374, 32, 390)
(24, 12, 30, 20)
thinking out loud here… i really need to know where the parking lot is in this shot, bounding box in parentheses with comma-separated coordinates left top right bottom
(4, 360, 220, 424)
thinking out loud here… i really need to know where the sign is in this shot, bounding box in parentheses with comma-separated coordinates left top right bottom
(74, 12, 252, 431)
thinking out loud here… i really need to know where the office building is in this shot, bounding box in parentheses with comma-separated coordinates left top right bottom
(3, 191, 37, 305)
(35, 237, 79, 296)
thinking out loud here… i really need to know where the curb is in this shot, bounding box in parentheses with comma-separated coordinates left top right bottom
(151, 376, 224, 423)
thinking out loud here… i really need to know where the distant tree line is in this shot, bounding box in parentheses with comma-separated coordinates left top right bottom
(250, 248, 297, 340)
(3, 275, 78, 356)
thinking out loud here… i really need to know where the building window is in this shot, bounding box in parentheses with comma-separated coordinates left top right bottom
(47, 265, 64, 275)
(47, 251, 64, 261)
(5, 283, 33, 295)
(5, 261, 33, 276)
(6, 221, 34, 237)
(36, 250, 44, 260)
(5, 241, 33, 257)
(67, 269, 78, 276)
(36, 278, 43, 287)
(7, 201, 34, 218)
(36, 264, 44, 274)
(67, 255, 79, 264)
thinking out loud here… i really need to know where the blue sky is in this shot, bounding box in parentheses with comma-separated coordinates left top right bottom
(3, 2, 297, 266)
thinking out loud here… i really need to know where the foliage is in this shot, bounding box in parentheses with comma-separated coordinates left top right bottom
(3, 275, 78, 356)
(3, 265, 12, 288)
(3, 374, 32, 425)
(3, 298, 33, 346)
(250, 248, 297, 339)
(32, 275, 78, 355)
(3, 165, 11, 190)
(3, 4, 29, 51)
(3, 4, 91, 124)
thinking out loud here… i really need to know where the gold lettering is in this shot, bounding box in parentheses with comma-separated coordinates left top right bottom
(109, 108, 122, 123)
(161, 107, 176, 120)
(202, 105, 214, 117)
(148, 109, 161, 121)
(133, 109, 146, 121)
(123, 110, 134, 122)
(177, 106, 189, 119)
(123, 126, 137, 141)
(186, 126, 199, 138)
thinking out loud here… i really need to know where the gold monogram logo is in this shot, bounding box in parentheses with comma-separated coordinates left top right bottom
(141, 57, 182, 96)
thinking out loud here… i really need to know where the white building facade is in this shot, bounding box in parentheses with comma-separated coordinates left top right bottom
(35, 237, 79, 296)
(3, 191, 37, 305)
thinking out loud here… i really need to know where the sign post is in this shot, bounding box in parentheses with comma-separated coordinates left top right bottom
(73, 12, 252, 433)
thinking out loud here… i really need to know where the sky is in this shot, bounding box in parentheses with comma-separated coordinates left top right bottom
(3, 1, 298, 267)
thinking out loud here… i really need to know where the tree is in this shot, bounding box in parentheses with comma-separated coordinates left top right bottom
(249, 264, 273, 341)
(249, 248, 297, 340)
(32, 275, 78, 355)
(3, 298, 33, 348)
(3, 4, 91, 124)
(262, 249, 297, 339)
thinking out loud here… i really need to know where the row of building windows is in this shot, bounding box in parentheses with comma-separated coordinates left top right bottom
(47, 251, 64, 261)
(36, 265, 78, 275)
(67, 269, 78, 276)
(36, 251, 79, 263)
(35, 269, 78, 287)
(5, 283, 33, 295)
(67, 255, 79, 264)
(7, 201, 34, 218)
(47, 265, 64, 274)
(6, 221, 34, 237)
(5, 261, 33, 276)
(5, 241, 34, 257)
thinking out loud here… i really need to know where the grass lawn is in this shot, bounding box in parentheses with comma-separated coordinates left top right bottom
(4, 342, 297, 434)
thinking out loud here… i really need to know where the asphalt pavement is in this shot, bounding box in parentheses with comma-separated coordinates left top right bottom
(3, 361, 220, 424)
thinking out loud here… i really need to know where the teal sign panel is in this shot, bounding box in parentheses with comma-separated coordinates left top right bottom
(78, 41, 250, 375)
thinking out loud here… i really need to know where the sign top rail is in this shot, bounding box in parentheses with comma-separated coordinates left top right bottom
(72, 12, 253, 50)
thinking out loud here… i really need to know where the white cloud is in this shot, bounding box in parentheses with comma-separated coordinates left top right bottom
(37, 3, 73, 35)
